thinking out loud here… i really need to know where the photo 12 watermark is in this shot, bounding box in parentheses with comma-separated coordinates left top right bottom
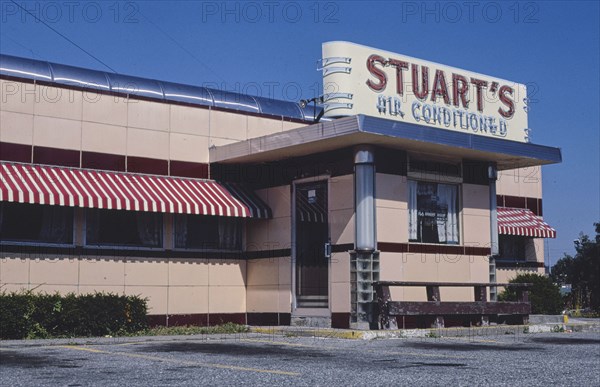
(1, 1, 140, 24)
(199, 1, 340, 23)
(399, 1, 540, 24)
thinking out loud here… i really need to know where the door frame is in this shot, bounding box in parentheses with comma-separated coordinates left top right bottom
(291, 175, 331, 314)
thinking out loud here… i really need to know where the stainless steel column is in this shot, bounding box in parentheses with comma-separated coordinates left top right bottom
(488, 164, 498, 301)
(351, 145, 379, 329)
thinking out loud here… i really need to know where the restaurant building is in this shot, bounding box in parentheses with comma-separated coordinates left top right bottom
(0, 42, 560, 328)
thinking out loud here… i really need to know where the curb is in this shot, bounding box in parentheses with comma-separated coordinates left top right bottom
(249, 322, 600, 340)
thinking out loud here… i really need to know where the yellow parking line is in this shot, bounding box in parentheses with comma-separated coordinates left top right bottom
(58, 345, 300, 376)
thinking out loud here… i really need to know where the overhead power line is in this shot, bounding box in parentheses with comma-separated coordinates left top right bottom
(8, 0, 117, 73)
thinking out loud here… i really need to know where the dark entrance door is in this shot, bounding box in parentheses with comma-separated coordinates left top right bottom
(295, 180, 329, 308)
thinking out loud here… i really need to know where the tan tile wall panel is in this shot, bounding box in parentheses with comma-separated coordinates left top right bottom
(209, 110, 247, 141)
(330, 209, 354, 246)
(247, 258, 279, 287)
(530, 238, 545, 262)
(0, 79, 35, 115)
(462, 213, 491, 247)
(278, 258, 292, 285)
(1, 284, 30, 293)
(277, 284, 292, 312)
(207, 260, 246, 287)
(82, 92, 128, 127)
(462, 183, 490, 217)
(330, 174, 353, 211)
(168, 260, 209, 286)
(376, 173, 407, 210)
(377, 207, 407, 243)
(124, 259, 168, 286)
(34, 284, 79, 295)
(0, 110, 34, 144)
(331, 282, 351, 313)
(268, 217, 292, 246)
(247, 116, 283, 139)
(208, 137, 238, 148)
(35, 85, 82, 121)
(78, 285, 125, 294)
(127, 99, 170, 131)
(246, 285, 281, 312)
(208, 285, 246, 313)
(330, 252, 351, 312)
(169, 132, 210, 163)
(125, 285, 168, 315)
(33, 115, 81, 150)
(379, 252, 407, 301)
(331, 252, 350, 283)
(380, 253, 489, 301)
(0, 257, 29, 285)
(167, 286, 209, 314)
(282, 121, 306, 131)
(78, 258, 125, 287)
(469, 256, 491, 283)
(261, 186, 291, 219)
(496, 267, 544, 286)
(81, 121, 127, 154)
(170, 104, 210, 136)
(126, 127, 169, 159)
(29, 258, 79, 286)
(497, 167, 543, 198)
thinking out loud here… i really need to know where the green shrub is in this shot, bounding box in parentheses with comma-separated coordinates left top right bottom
(498, 273, 563, 314)
(0, 290, 148, 340)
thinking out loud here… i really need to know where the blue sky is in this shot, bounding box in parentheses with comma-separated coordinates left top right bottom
(1, 1, 598, 265)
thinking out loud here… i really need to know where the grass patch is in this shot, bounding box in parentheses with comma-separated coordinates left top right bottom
(134, 323, 249, 337)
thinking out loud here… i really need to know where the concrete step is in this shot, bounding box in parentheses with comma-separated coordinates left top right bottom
(290, 316, 332, 328)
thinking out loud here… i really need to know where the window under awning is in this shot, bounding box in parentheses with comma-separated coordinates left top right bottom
(0, 162, 271, 218)
(497, 207, 556, 238)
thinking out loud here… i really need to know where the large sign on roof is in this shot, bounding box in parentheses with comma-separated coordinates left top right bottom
(321, 41, 529, 143)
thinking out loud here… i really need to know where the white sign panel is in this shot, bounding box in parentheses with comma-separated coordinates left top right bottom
(321, 41, 529, 143)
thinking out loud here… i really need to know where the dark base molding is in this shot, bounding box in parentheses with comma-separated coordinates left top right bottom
(496, 261, 545, 269)
(147, 313, 292, 327)
(246, 313, 291, 326)
(148, 313, 246, 327)
(331, 313, 351, 329)
(0, 141, 210, 178)
(378, 242, 491, 256)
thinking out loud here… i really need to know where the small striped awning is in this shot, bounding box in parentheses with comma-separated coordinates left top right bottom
(497, 207, 556, 238)
(222, 182, 271, 219)
(0, 162, 271, 218)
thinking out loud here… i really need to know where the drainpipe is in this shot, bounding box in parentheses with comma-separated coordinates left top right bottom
(352, 145, 378, 329)
(488, 163, 498, 301)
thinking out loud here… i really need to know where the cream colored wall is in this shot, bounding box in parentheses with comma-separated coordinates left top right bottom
(380, 252, 490, 301)
(374, 175, 492, 300)
(496, 266, 545, 295)
(0, 80, 300, 164)
(329, 175, 353, 313)
(376, 173, 409, 243)
(462, 183, 491, 248)
(0, 255, 247, 316)
(497, 166, 543, 198)
(245, 185, 293, 313)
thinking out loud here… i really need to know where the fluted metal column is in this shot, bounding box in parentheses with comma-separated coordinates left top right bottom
(351, 145, 379, 329)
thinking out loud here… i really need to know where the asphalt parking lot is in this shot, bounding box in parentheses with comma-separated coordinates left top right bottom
(1, 330, 599, 386)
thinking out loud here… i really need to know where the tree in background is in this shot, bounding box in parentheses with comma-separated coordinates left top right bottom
(498, 273, 563, 315)
(551, 222, 600, 312)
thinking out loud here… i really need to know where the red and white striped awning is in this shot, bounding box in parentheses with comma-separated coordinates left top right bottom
(0, 162, 271, 218)
(497, 207, 556, 238)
